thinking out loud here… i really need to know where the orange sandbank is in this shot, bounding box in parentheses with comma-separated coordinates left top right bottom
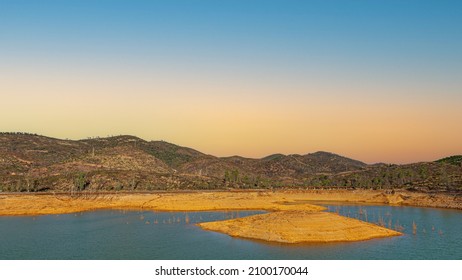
(199, 211, 401, 243)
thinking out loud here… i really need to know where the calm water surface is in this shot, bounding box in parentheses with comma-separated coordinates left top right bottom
(0, 205, 460, 259)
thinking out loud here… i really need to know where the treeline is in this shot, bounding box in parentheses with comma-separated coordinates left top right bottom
(1, 164, 460, 193)
(303, 164, 462, 192)
(219, 164, 462, 192)
(223, 169, 283, 189)
(0, 178, 46, 192)
(0, 132, 40, 136)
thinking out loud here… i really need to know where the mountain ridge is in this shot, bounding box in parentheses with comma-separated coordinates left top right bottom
(0, 132, 460, 193)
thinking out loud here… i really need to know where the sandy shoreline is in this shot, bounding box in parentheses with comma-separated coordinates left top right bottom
(3, 189, 459, 243)
(1, 189, 460, 215)
(0, 191, 325, 216)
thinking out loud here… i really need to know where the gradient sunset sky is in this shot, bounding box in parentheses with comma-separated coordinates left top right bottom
(1, 0, 461, 164)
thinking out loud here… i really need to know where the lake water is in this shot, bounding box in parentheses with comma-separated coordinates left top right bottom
(0, 205, 461, 259)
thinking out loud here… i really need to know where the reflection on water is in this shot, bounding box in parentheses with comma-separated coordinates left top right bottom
(325, 204, 451, 235)
(0, 206, 461, 260)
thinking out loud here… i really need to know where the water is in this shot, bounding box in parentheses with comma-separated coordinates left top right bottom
(0, 205, 460, 259)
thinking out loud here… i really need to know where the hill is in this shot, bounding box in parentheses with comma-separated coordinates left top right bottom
(0, 132, 460, 193)
(436, 155, 462, 166)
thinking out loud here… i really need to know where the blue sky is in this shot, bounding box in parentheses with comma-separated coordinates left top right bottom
(1, 0, 461, 162)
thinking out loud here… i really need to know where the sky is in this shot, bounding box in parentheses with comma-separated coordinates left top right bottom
(1, 0, 461, 164)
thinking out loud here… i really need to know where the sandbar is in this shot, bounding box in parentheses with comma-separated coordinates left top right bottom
(199, 211, 402, 243)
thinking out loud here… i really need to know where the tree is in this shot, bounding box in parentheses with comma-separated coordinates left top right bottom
(224, 171, 231, 183)
(231, 170, 239, 183)
(74, 173, 89, 192)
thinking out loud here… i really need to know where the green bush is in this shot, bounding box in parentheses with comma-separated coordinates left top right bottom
(74, 173, 89, 191)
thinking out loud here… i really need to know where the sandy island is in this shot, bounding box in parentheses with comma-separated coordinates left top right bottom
(7, 190, 457, 243)
(199, 211, 401, 243)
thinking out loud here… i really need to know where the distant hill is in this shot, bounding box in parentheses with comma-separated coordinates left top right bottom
(0, 132, 460, 193)
(436, 155, 462, 166)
